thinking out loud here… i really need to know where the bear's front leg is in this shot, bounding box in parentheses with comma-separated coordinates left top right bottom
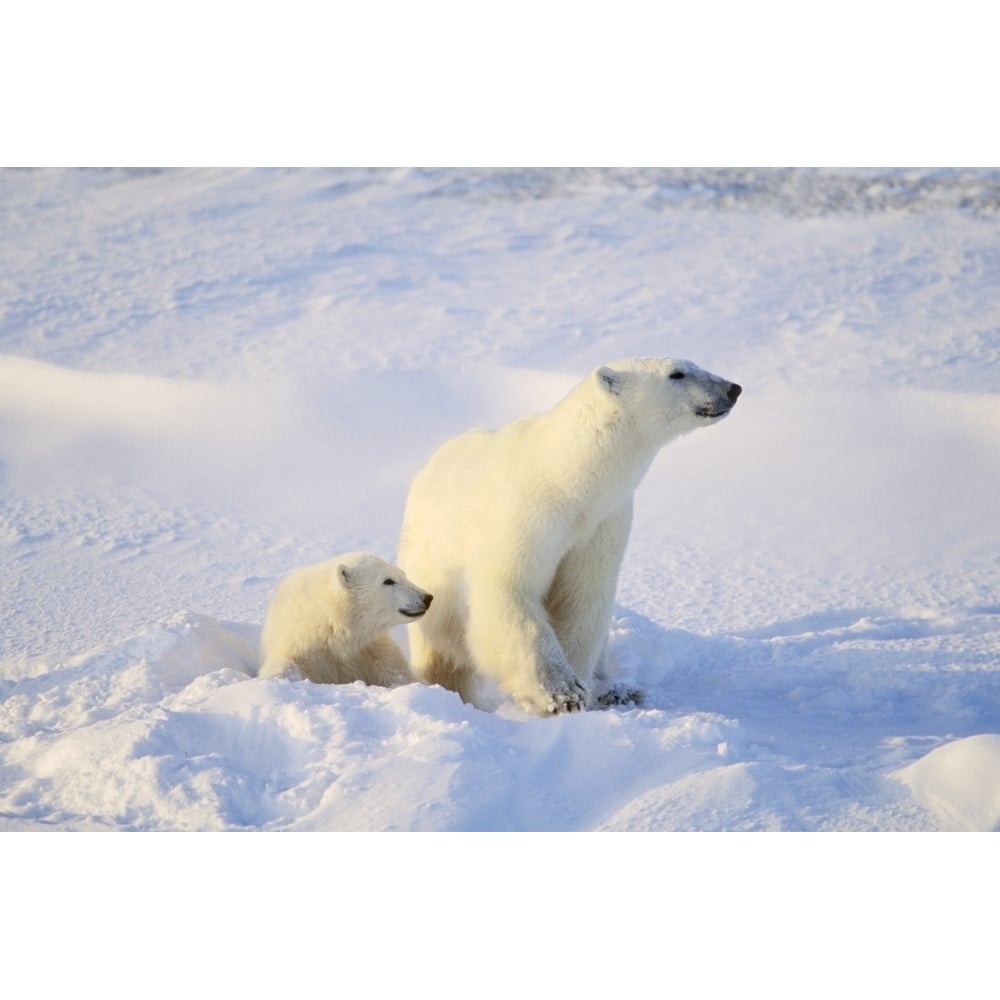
(466, 588, 587, 714)
(546, 503, 633, 693)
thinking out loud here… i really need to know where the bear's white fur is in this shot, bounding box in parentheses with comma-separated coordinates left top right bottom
(397, 357, 741, 714)
(258, 551, 432, 686)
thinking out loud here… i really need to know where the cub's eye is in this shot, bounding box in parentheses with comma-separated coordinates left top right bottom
(669, 371, 686, 380)
(383, 578, 395, 586)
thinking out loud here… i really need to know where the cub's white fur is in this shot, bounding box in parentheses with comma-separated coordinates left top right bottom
(259, 551, 432, 686)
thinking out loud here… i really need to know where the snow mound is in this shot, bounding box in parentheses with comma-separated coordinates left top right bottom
(5, 603, 998, 831)
(895, 735, 1000, 832)
(0, 611, 743, 831)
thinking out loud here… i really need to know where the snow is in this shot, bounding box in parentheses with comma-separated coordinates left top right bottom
(2, 168, 999, 847)
(896, 734, 1000, 832)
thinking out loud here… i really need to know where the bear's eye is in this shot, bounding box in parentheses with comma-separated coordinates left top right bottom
(669, 370, 686, 380)
(383, 578, 395, 586)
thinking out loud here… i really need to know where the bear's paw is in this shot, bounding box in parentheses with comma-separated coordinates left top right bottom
(592, 683, 645, 709)
(536, 662, 588, 714)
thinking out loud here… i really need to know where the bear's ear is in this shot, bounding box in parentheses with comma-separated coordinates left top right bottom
(596, 365, 624, 396)
(338, 564, 352, 587)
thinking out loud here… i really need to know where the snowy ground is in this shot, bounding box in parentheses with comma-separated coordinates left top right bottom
(2, 167, 999, 833)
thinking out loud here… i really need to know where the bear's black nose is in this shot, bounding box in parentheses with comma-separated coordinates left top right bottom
(727, 383, 742, 403)
(423, 593, 433, 609)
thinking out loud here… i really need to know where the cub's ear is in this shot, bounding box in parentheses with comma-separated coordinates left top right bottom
(337, 564, 352, 587)
(596, 365, 624, 396)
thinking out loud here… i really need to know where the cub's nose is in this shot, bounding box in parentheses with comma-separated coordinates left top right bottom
(423, 593, 433, 609)
(727, 383, 742, 403)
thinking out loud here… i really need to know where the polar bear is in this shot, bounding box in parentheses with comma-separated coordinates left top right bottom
(258, 551, 433, 686)
(397, 357, 741, 714)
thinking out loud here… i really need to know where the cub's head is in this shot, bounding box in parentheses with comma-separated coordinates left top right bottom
(594, 357, 742, 437)
(337, 552, 433, 627)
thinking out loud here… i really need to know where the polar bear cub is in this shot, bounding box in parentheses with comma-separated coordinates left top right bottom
(259, 551, 432, 686)
(398, 357, 741, 714)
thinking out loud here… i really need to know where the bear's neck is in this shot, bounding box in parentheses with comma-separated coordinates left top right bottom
(534, 389, 669, 512)
(325, 592, 367, 654)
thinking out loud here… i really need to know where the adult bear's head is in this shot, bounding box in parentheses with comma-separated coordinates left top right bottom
(595, 357, 741, 439)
